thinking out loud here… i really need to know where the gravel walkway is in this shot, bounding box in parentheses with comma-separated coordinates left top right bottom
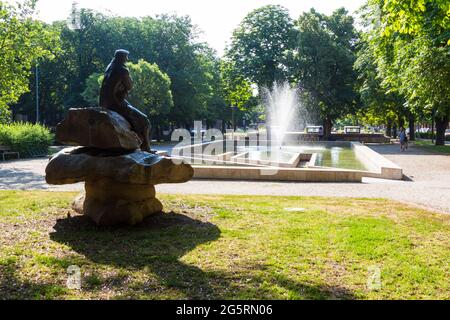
(1, 143, 449, 213)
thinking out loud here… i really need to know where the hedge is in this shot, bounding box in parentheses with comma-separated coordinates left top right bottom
(415, 131, 450, 141)
(0, 122, 54, 158)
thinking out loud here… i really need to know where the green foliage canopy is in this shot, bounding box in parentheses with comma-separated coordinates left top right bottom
(361, 0, 450, 144)
(0, 0, 59, 123)
(226, 5, 295, 89)
(12, 10, 227, 128)
(288, 8, 359, 130)
(127, 59, 173, 122)
(82, 59, 173, 124)
(219, 60, 253, 110)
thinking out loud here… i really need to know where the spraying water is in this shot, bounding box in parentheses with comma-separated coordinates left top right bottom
(263, 82, 301, 150)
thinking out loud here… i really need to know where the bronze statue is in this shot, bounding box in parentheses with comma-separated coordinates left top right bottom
(100, 49, 151, 152)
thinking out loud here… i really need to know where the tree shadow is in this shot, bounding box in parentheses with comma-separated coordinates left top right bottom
(50, 211, 225, 299)
(0, 168, 49, 190)
(0, 263, 70, 300)
(48, 211, 356, 300)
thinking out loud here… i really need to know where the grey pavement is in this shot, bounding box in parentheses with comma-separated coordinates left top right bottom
(1, 143, 449, 213)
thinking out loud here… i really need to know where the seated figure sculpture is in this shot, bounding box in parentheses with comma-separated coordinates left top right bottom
(99, 49, 151, 152)
(45, 48, 194, 226)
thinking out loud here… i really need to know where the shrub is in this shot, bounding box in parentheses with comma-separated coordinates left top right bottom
(0, 122, 54, 157)
(416, 131, 434, 139)
(416, 131, 450, 141)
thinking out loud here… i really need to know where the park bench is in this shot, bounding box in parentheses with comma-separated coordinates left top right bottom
(344, 126, 361, 134)
(25, 146, 49, 158)
(0, 145, 20, 161)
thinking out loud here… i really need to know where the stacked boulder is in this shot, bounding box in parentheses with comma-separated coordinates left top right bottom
(46, 108, 193, 226)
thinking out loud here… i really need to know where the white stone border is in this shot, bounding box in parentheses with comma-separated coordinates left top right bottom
(351, 142, 403, 180)
(170, 140, 403, 182)
(230, 151, 302, 168)
(193, 165, 363, 182)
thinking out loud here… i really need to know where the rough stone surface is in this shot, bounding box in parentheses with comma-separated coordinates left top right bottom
(45, 147, 194, 185)
(72, 180, 162, 226)
(56, 108, 141, 150)
(42, 104, 194, 225)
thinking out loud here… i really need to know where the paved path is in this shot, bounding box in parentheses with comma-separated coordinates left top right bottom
(1, 143, 449, 213)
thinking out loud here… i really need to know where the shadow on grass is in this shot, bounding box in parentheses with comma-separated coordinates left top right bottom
(45, 212, 356, 299)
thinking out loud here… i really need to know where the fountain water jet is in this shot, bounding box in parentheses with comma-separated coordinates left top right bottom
(263, 82, 301, 158)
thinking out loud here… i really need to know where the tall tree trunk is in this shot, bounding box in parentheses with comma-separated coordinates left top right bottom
(408, 115, 415, 141)
(323, 118, 332, 140)
(431, 113, 435, 144)
(155, 125, 161, 142)
(392, 123, 397, 139)
(435, 114, 448, 146)
(386, 120, 392, 137)
(221, 120, 226, 133)
(398, 114, 405, 129)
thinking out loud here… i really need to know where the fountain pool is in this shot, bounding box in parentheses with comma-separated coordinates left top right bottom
(170, 82, 402, 182)
(172, 141, 366, 171)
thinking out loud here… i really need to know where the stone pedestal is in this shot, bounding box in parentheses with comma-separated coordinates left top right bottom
(45, 108, 193, 226)
(46, 147, 193, 226)
(72, 179, 163, 226)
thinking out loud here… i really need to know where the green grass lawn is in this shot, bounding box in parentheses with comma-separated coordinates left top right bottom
(0, 190, 448, 300)
(413, 140, 450, 155)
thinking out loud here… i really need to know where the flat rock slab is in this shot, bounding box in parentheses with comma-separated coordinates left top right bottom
(56, 108, 141, 150)
(45, 147, 194, 185)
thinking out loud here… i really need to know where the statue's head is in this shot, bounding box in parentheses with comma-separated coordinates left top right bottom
(114, 49, 129, 64)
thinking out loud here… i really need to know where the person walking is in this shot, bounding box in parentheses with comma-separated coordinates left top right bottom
(399, 127, 408, 152)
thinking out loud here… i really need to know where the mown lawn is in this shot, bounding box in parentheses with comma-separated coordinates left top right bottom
(0, 190, 448, 300)
(413, 140, 450, 155)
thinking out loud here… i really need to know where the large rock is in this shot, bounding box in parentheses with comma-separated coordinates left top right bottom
(45, 147, 193, 185)
(56, 108, 141, 150)
(72, 180, 163, 226)
(45, 147, 193, 226)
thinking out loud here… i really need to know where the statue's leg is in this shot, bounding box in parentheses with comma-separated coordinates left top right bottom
(121, 103, 152, 152)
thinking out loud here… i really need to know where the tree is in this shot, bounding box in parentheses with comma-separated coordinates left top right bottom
(61, 7, 112, 108)
(380, 0, 449, 42)
(0, 0, 58, 123)
(194, 48, 228, 129)
(361, 0, 450, 145)
(126, 59, 173, 133)
(81, 72, 103, 106)
(393, 37, 449, 142)
(139, 14, 218, 128)
(12, 10, 224, 129)
(354, 37, 407, 138)
(220, 59, 253, 110)
(289, 8, 359, 137)
(11, 8, 115, 125)
(82, 60, 173, 138)
(226, 5, 295, 89)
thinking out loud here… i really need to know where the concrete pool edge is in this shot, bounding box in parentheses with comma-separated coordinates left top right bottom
(171, 140, 403, 182)
(192, 165, 364, 182)
(351, 142, 403, 180)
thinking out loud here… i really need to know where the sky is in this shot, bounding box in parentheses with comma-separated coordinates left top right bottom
(13, 0, 366, 56)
